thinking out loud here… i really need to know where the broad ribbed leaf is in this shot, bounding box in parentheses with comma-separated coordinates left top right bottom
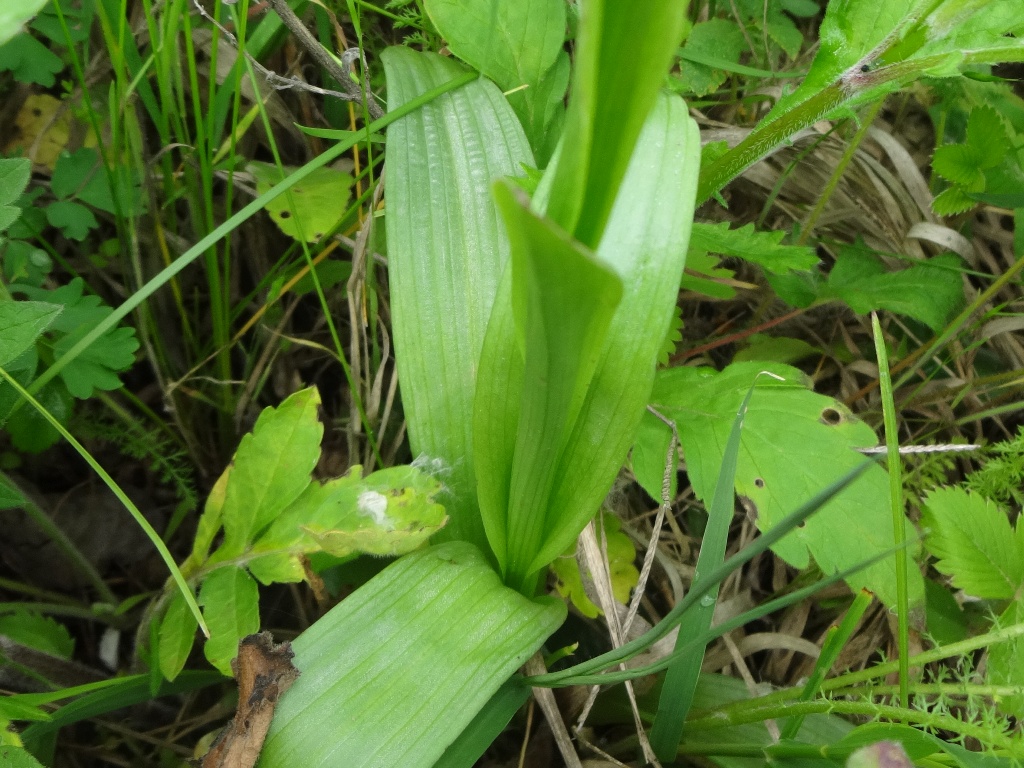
(382, 47, 533, 553)
(475, 96, 700, 585)
(492, 182, 623, 580)
(258, 542, 566, 768)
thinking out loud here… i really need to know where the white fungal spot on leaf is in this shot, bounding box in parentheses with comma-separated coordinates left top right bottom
(357, 491, 392, 528)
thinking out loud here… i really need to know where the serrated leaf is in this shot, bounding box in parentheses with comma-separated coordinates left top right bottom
(158, 590, 198, 682)
(44, 199, 98, 240)
(0, 301, 61, 367)
(932, 185, 977, 216)
(734, 334, 821, 365)
(822, 247, 964, 332)
(260, 542, 566, 768)
(921, 486, 1024, 599)
(0, 609, 73, 659)
(766, 14, 804, 59)
(636, 361, 924, 612)
(247, 161, 353, 242)
(964, 105, 1009, 168)
(199, 566, 260, 676)
(215, 387, 322, 559)
(932, 143, 987, 190)
(382, 47, 533, 552)
(690, 221, 818, 275)
(677, 19, 746, 97)
(50, 148, 145, 216)
(0, 33, 62, 86)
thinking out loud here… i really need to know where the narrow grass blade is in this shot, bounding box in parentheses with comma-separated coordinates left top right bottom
(382, 47, 533, 553)
(650, 378, 767, 760)
(872, 312, 910, 707)
(259, 542, 566, 768)
(779, 588, 873, 740)
(534, 537, 912, 689)
(432, 678, 533, 768)
(17, 70, 477, 420)
(525, 458, 877, 686)
(0, 367, 208, 637)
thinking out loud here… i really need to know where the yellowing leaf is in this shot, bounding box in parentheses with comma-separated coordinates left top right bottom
(247, 161, 354, 242)
(5, 94, 71, 170)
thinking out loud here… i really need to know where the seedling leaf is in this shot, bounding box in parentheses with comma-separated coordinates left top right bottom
(214, 387, 322, 559)
(158, 591, 199, 682)
(199, 565, 260, 677)
(921, 486, 1024, 600)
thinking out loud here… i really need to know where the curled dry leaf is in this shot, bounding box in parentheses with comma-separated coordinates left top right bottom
(198, 632, 300, 768)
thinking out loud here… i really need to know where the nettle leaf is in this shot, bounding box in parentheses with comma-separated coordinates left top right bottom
(198, 565, 260, 676)
(0, 301, 61, 367)
(213, 387, 322, 560)
(551, 512, 639, 618)
(822, 247, 964, 333)
(689, 221, 818, 275)
(676, 18, 746, 97)
(635, 361, 924, 613)
(247, 161, 354, 243)
(921, 486, 1024, 600)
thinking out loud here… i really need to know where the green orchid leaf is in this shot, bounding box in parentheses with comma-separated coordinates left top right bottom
(921, 486, 1024, 600)
(491, 180, 623, 581)
(382, 46, 533, 554)
(544, 0, 687, 248)
(212, 387, 322, 560)
(198, 566, 260, 677)
(636, 361, 924, 613)
(476, 96, 699, 585)
(259, 542, 566, 768)
(247, 161, 354, 242)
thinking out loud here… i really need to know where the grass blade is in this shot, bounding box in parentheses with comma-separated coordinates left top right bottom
(650, 377, 770, 760)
